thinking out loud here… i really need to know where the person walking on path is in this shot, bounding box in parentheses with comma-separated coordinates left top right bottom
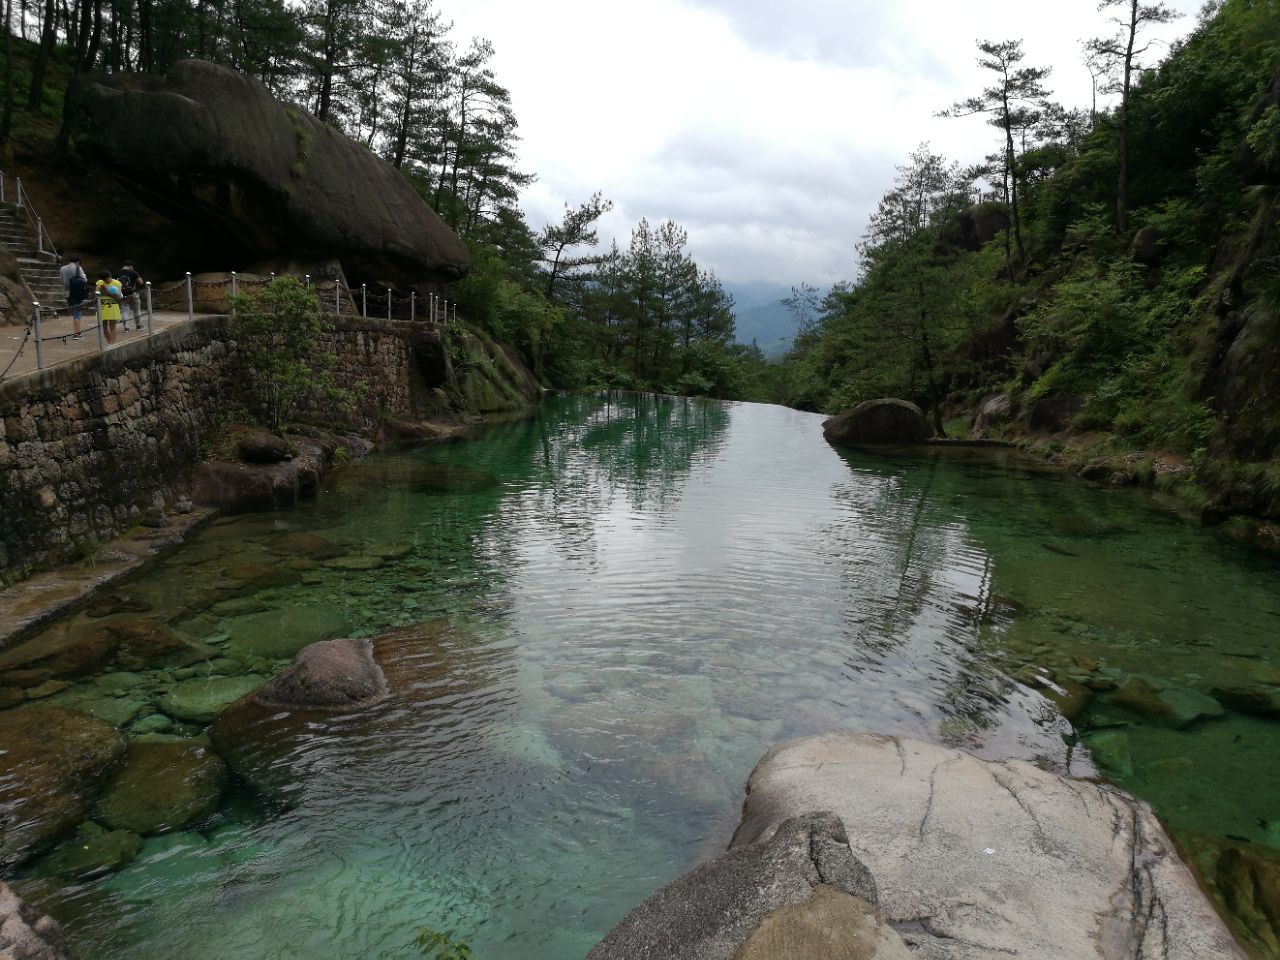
(60, 255, 87, 339)
(119, 260, 144, 331)
(96, 271, 124, 345)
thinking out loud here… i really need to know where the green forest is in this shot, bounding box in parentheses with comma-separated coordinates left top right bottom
(3, 0, 1280, 514)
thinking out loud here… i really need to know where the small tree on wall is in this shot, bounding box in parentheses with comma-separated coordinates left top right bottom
(230, 277, 342, 433)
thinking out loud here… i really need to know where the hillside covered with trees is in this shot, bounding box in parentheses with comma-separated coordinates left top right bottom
(768, 0, 1280, 538)
(2, 0, 767, 397)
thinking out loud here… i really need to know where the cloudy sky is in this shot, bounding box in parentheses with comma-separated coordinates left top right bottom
(447, 0, 1202, 291)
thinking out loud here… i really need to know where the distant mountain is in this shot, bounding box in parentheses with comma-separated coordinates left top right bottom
(724, 282, 801, 358)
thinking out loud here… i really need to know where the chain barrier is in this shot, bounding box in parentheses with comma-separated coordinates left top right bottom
(0, 314, 35, 383)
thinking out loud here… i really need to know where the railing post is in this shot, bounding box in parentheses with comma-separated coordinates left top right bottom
(335, 281, 341, 315)
(95, 293, 106, 351)
(230, 271, 237, 317)
(410, 290, 416, 322)
(146, 282, 154, 336)
(185, 272, 194, 322)
(361, 283, 367, 318)
(386, 287, 391, 322)
(453, 302, 457, 325)
(36, 218, 43, 255)
(33, 304, 44, 369)
(1, 172, 6, 204)
(304, 274, 311, 287)
(15, 177, 23, 208)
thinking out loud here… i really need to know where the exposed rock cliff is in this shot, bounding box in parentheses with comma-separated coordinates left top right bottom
(68, 60, 469, 289)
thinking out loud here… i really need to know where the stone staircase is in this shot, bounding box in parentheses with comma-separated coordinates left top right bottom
(0, 202, 63, 313)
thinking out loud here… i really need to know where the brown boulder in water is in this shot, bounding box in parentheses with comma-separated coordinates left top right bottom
(822, 399, 933, 446)
(255, 637, 387, 710)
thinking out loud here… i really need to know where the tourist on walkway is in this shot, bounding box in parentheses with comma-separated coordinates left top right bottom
(62, 256, 87, 339)
(119, 260, 143, 331)
(96, 272, 124, 344)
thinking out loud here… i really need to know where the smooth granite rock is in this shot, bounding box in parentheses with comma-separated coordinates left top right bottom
(729, 733, 1245, 960)
(588, 813, 893, 960)
(0, 881, 76, 959)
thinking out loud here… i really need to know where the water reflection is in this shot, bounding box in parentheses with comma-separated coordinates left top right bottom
(3, 397, 1278, 959)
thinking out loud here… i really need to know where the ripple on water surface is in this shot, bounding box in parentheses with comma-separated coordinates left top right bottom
(4, 393, 1280, 958)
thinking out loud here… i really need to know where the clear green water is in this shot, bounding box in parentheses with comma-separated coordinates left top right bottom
(7, 392, 1280, 958)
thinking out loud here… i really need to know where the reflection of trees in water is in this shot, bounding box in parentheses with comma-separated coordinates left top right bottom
(822, 450, 1063, 757)
(472, 392, 733, 569)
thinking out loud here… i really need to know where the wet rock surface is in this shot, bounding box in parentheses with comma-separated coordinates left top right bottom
(822, 399, 933, 446)
(94, 740, 228, 835)
(254, 637, 387, 710)
(0, 706, 127, 867)
(728, 733, 1245, 960)
(588, 813, 897, 960)
(35, 822, 141, 880)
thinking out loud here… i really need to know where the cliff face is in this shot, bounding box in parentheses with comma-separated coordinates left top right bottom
(26, 59, 469, 291)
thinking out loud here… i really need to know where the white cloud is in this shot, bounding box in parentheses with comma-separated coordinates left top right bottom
(445, 0, 1201, 287)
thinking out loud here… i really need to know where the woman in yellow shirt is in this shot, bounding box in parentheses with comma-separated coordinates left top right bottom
(96, 272, 124, 344)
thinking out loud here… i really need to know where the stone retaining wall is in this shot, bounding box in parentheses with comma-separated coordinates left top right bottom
(0, 315, 453, 584)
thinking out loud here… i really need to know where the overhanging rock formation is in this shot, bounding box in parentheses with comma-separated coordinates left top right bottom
(75, 60, 469, 288)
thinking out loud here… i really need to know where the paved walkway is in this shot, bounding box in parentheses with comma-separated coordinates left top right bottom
(0, 309, 199, 382)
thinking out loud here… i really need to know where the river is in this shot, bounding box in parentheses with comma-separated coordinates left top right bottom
(6, 392, 1280, 958)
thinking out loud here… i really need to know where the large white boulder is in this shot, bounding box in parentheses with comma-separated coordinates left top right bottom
(732, 732, 1245, 959)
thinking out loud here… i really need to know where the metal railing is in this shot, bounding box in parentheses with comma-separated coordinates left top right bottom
(0, 170, 59, 260)
(4, 271, 459, 380)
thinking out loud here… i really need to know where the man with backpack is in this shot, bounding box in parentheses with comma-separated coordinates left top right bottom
(60, 254, 87, 340)
(119, 260, 144, 332)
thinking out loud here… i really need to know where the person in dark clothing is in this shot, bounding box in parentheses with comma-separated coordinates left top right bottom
(119, 260, 144, 332)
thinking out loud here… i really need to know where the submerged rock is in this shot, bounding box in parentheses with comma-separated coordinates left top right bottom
(1210, 684, 1280, 718)
(35, 821, 141, 879)
(727, 733, 1244, 959)
(159, 675, 267, 724)
(415, 463, 498, 495)
(1110, 675, 1225, 728)
(102, 619, 219, 671)
(95, 741, 228, 835)
(1083, 730, 1134, 778)
(0, 881, 76, 960)
(1215, 839, 1280, 956)
(822, 399, 933, 446)
(223, 606, 352, 660)
(0, 706, 127, 867)
(209, 622, 477, 797)
(588, 812, 902, 960)
(268, 532, 346, 561)
(0, 631, 118, 686)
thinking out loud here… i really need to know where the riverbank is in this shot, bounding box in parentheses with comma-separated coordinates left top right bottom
(0, 405, 532, 650)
